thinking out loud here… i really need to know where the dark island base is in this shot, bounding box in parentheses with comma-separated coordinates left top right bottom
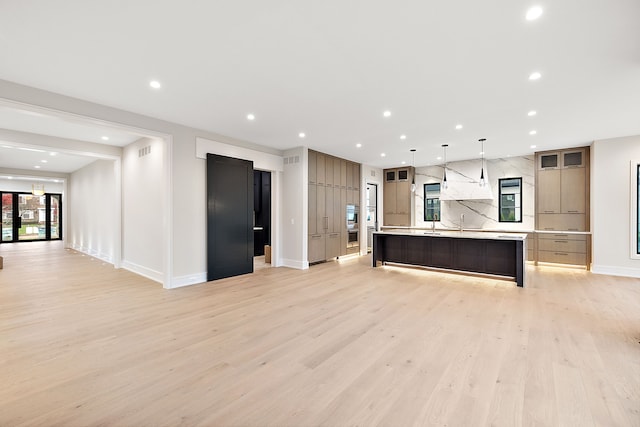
(373, 233, 525, 287)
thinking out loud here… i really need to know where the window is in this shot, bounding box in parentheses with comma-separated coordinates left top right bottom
(0, 192, 62, 243)
(499, 178, 522, 222)
(424, 183, 441, 221)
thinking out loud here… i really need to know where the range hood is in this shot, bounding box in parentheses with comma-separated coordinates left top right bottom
(440, 179, 494, 201)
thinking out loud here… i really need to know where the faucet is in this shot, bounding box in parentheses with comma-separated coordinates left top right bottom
(460, 213, 465, 232)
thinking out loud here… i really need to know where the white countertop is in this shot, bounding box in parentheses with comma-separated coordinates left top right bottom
(374, 229, 528, 241)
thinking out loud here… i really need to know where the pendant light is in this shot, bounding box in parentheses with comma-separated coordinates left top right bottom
(410, 148, 417, 192)
(32, 183, 45, 196)
(478, 138, 486, 187)
(441, 144, 448, 190)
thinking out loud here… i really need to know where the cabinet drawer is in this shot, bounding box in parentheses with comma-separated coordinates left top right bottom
(538, 250, 586, 265)
(538, 238, 586, 253)
(537, 214, 585, 231)
(538, 233, 586, 242)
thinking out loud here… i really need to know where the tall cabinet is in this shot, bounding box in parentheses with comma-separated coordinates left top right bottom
(383, 167, 414, 226)
(308, 150, 360, 263)
(535, 147, 590, 267)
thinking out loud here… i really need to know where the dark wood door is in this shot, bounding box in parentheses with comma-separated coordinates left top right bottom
(207, 154, 254, 281)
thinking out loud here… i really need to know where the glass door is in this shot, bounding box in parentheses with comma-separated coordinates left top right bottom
(18, 193, 47, 240)
(2, 193, 13, 241)
(0, 192, 62, 243)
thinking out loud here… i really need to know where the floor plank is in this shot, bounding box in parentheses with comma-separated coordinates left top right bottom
(0, 242, 639, 426)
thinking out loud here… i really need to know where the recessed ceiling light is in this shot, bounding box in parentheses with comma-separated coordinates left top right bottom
(356, 143, 362, 148)
(247, 113, 255, 121)
(381, 153, 386, 157)
(400, 134, 406, 140)
(149, 80, 161, 89)
(401, 161, 406, 165)
(41, 160, 48, 163)
(530, 145, 537, 149)
(526, 6, 543, 21)
(53, 179, 59, 183)
(383, 110, 391, 118)
(437, 156, 442, 160)
(7, 176, 13, 180)
(529, 72, 542, 81)
(298, 132, 306, 138)
(50, 152, 57, 156)
(529, 130, 537, 135)
(455, 124, 463, 130)
(34, 165, 41, 169)
(101, 136, 109, 141)
(479, 151, 484, 155)
(528, 110, 537, 117)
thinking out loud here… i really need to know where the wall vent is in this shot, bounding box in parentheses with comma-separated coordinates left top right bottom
(283, 155, 300, 166)
(370, 170, 376, 177)
(138, 146, 151, 158)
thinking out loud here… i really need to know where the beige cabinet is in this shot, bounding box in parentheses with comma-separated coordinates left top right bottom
(535, 146, 590, 267)
(383, 167, 413, 226)
(308, 149, 360, 263)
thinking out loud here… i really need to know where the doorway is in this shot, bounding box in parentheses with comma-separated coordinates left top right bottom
(1, 192, 62, 243)
(206, 154, 254, 281)
(253, 170, 272, 269)
(365, 183, 378, 252)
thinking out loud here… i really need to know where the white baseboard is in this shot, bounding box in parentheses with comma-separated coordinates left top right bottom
(171, 272, 207, 288)
(121, 260, 163, 284)
(591, 264, 640, 279)
(69, 244, 113, 264)
(281, 258, 309, 270)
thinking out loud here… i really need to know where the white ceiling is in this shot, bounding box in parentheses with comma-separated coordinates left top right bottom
(0, 1, 639, 170)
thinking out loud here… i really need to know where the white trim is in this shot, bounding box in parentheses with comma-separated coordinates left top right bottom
(121, 260, 164, 284)
(162, 135, 173, 288)
(592, 264, 640, 279)
(281, 258, 309, 270)
(113, 158, 122, 268)
(196, 137, 283, 172)
(68, 244, 114, 264)
(630, 161, 640, 260)
(171, 272, 207, 288)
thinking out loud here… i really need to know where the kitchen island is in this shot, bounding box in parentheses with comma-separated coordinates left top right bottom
(372, 229, 527, 286)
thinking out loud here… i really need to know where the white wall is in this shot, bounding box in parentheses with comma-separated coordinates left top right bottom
(122, 138, 164, 282)
(413, 156, 535, 231)
(0, 178, 64, 194)
(281, 146, 307, 269)
(361, 164, 383, 253)
(591, 135, 640, 277)
(0, 79, 284, 288)
(67, 159, 117, 263)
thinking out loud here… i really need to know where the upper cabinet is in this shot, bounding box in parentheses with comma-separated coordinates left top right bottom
(383, 167, 414, 226)
(538, 148, 585, 170)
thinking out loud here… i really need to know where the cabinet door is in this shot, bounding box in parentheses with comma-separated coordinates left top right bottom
(340, 188, 348, 255)
(308, 184, 317, 235)
(333, 187, 342, 232)
(326, 232, 341, 258)
(561, 167, 585, 213)
(316, 185, 327, 232)
(333, 158, 341, 187)
(308, 150, 317, 184)
(340, 160, 347, 188)
(308, 234, 326, 263)
(325, 184, 335, 232)
(537, 169, 561, 213)
(396, 180, 411, 214)
(346, 161, 354, 189)
(316, 153, 326, 185)
(352, 163, 360, 190)
(539, 152, 560, 169)
(384, 181, 397, 214)
(325, 155, 334, 186)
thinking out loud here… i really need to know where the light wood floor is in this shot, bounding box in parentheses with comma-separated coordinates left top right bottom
(1, 242, 639, 426)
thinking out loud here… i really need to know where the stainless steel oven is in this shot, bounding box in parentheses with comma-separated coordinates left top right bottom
(347, 229, 359, 248)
